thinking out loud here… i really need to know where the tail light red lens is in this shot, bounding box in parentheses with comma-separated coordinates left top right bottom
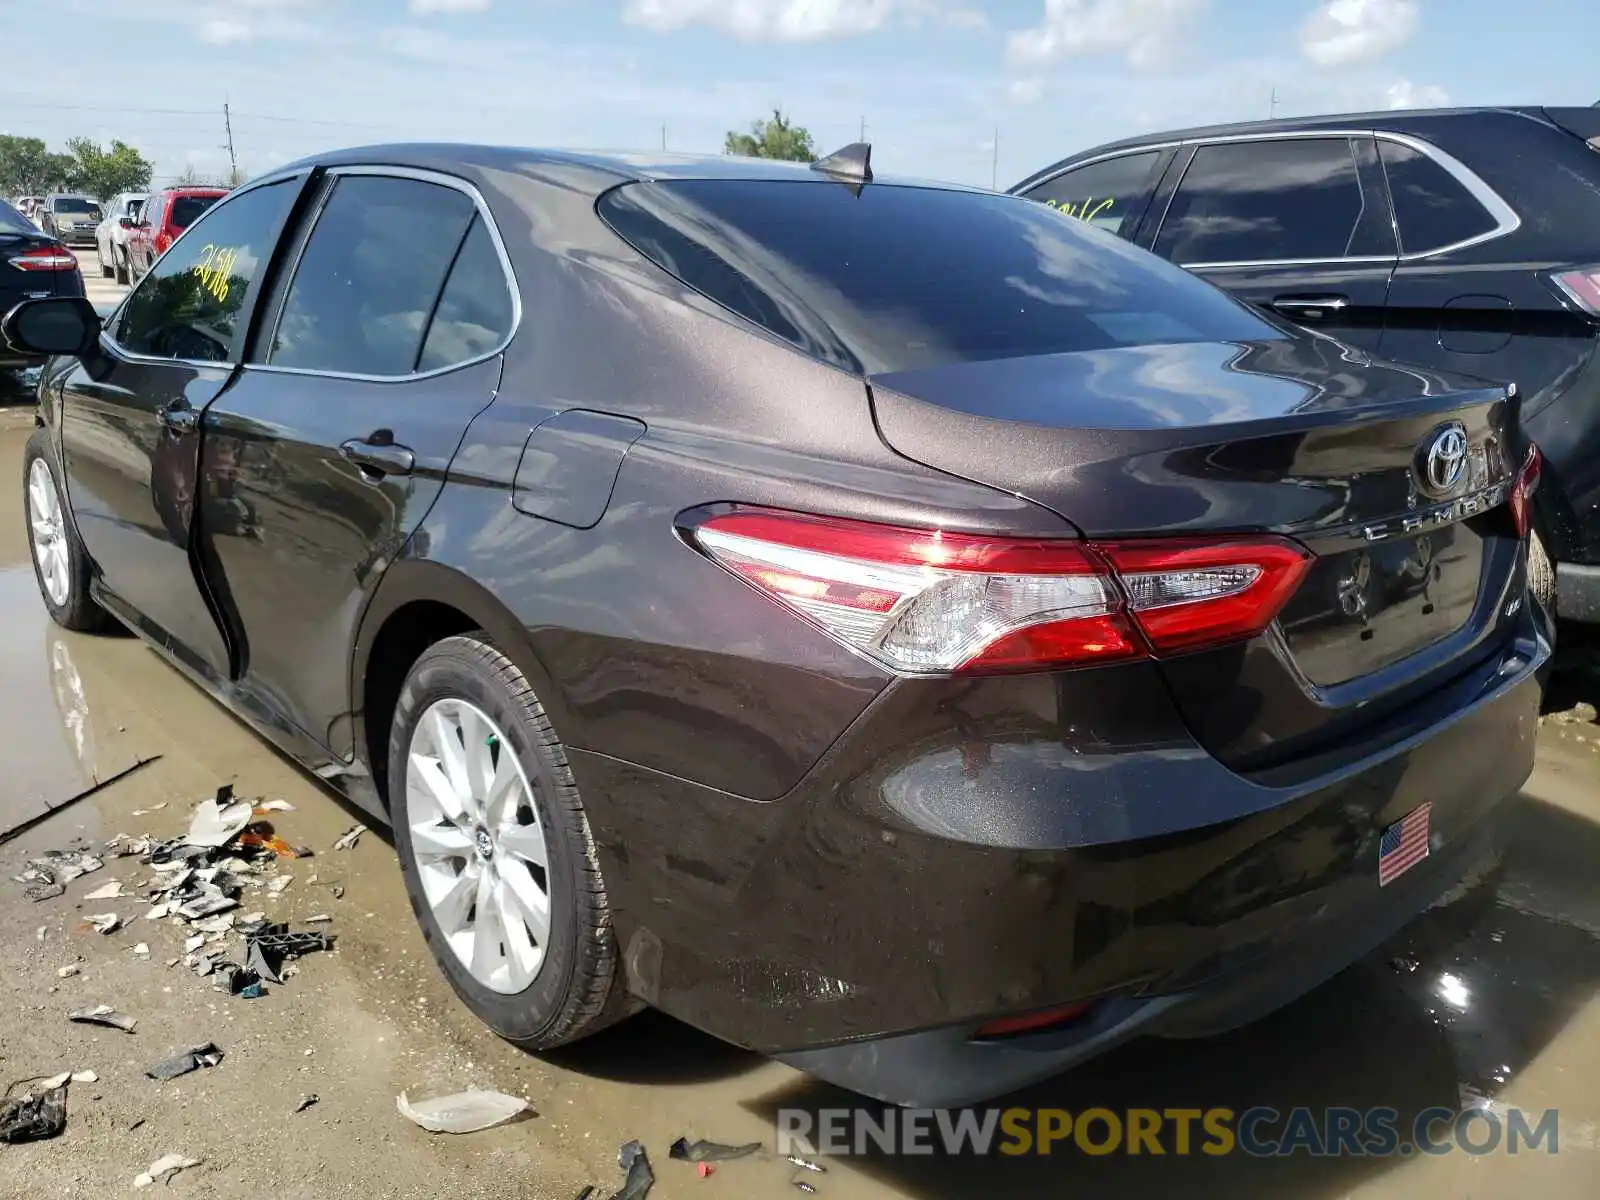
(691, 509, 1311, 674)
(8, 245, 78, 272)
(1510, 444, 1542, 539)
(1550, 266, 1600, 315)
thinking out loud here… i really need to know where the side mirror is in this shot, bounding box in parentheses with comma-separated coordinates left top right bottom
(118, 216, 134, 229)
(1, 297, 101, 358)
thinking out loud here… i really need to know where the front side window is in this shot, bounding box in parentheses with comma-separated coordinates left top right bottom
(268, 174, 476, 376)
(115, 179, 296, 362)
(1379, 141, 1499, 254)
(1155, 139, 1368, 264)
(1022, 151, 1163, 238)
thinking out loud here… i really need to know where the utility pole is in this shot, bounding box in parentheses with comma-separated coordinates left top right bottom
(222, 101, 238, 185)
(661, 124, 667, 151)
(1269, 88, 1279, 119)
(859, 116, 867, 142)
(991, 126, 999, 190)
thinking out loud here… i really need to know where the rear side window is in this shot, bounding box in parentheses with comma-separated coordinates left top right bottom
(269, 175, 476, 376)
(599, 180, 1278, 375)
(1021, 151, 1163, 238)
(0, 202, 31, 233)
(417, 216, 515, 373)
(170, 195, 220, 230)
(1379, 141, 1498, 253)
(1155, 139, 1367, 264)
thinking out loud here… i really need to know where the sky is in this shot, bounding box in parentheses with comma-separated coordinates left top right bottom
(2, 0, 1596, 190)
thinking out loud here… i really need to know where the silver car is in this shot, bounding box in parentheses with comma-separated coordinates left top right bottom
(95, 192, 147, 285)
(41, 195, 103, 247)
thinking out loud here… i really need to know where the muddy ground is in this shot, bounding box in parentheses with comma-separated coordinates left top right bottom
(0, 401, 1596, 1198)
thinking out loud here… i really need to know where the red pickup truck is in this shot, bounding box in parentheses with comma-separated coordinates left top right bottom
(126, 186, 228, 282)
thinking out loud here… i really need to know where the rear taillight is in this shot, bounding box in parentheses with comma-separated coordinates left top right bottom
(690, 509, 1311, 674)
(1511, 444, 1542, 539)
(8, 245, 78, 272)
(1551, 266, 1600, 315)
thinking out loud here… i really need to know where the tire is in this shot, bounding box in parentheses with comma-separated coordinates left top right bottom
(114, 247, 129, 286)
(99, 244, 113, 278)
(389, 634, 633, 1049)
(22, 429, 114, 633)
(1529, 527, 1557, 616)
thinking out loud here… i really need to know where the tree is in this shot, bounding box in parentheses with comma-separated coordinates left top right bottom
(64, 138, 153, 201)
(0, 135, 64, 196)
(724, 109, 816, 162)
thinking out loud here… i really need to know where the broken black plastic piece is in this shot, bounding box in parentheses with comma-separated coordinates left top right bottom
(574, 1189, 596, 1200)
(146, 1043, 225, 1080)
(0, 1087, 67, 1143)
(294, 1094, 319, 1113)
(669, 1137, 761, 1163)
(810, 141, 873, 186)
(609, 1140, 655, 1200)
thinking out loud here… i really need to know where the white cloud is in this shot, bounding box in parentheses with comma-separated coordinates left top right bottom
(1385, 79, 1448, 108)
(199, 17, 253, 43)
(1008, 77, 1045, 105)
(621, 0, 977, 41)
(1301, 0, 1418, 65)
(1007, 0, 1207, 70)
(410, 0, 492, 12)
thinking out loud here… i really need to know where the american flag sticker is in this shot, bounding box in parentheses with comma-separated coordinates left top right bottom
(1378, 802, 1432, 886)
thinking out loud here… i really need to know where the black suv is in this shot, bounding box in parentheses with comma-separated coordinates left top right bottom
(1014, 106, 1600, 620)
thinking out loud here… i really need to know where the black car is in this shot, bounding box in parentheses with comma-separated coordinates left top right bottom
(39, 194, 103, 247)
(1013, 105, 1600, 623)
(1, 199, 86, 380)
(6, 145, 1547, 1107)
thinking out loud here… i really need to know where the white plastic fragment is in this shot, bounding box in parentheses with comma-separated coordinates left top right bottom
(130, 802, 168, 817)
(268, 876, 293, 895)
(84, 913, 120, 934)
(134, 1154, 200, 1187)
(332, 824, 366, 851)
(183, 934, 206, 954)
(57, 964, 80, 979)
(257, 800, 295, 813)
(396, 1089, 530, 1134)
(83, 880, 124, 901)
(186, 797, 253, 848)
(131, 942, 150, 958)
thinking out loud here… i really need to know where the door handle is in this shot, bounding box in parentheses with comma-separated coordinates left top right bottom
(340, 437, 415, 480)
(1270, 295, 1350, 319)
(159, 401, 198, 434)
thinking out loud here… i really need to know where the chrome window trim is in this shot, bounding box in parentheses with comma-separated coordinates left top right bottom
(101, 174, 304, 370)
(1029, 128, 1520, 269)
(245, 163, 522, 384)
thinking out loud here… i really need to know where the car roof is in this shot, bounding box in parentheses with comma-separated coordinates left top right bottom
(265, 143, 981, 198)
(1033, 105, 1551, 165)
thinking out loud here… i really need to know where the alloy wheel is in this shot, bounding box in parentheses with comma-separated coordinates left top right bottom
(406, 697, 552, 994)
(28, 458, 70, 608)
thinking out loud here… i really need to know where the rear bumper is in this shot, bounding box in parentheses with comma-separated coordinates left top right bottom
(569, 602, 1548, 1105)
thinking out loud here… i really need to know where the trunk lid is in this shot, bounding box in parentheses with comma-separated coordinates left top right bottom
(870, 335, 1526, 768)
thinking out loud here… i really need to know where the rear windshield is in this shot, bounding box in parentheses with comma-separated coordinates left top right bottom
(598, 179, 1279, 375)
(170, 194, 222, 229)
(0, 202, 33, 233)
(54, 198, 100, 216)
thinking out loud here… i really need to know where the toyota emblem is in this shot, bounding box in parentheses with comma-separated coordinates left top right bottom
(1416, 422, 1469, 498)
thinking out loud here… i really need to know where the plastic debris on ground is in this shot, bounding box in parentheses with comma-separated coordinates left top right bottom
(396, 1090, 531, 1134)
(82, 912, 121, 935)
(670, 1137, 762, 1163)
(68, 1005, 137, 1033)
(786, 1154, 826, 1173)
(794, 1183, 817, 1194)
(0, 1085, 67, 1144)
(146, 1044, 224, 1080)
(130, 802, 168, 817)
(610, 1140, 656, 1200)
(255, 799, 295, 813)
(294, 1094, 319, 1113)
(332, 824, 366, 852)
(56, 964, 80, 979)
(133, 1154, 200, 1187)
(82, 879, 124, 901)
(185, 786, 254, 848)
(697, 1164, 715, 1178)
